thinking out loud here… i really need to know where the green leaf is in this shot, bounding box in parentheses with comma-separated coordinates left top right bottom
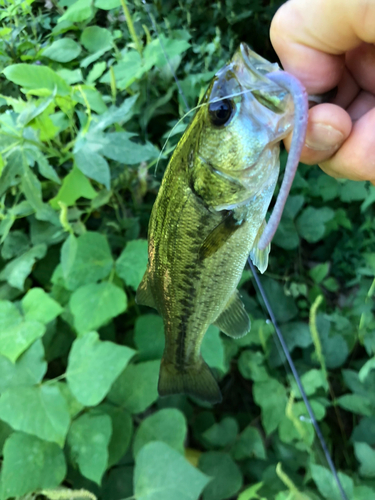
(144, 35, 191, 68)
(32, 149, 61, 184)
(358, 357, 375, 382)
(87, 61, 106, 84)
(22, 287, 63, 323)
(321, 332, 349, 369)
(102, 132, 159, 164)
(21, 168, 59, 223)
(282, 195, 305, 219)
(57, 68, 83, 84)
(66, 331, 135, 406)
(296, 207, 335, 243)
(315, 175, 340, 201)
(100, 403, 133, 468)
(0, 420, 12, 454)
(108, 360, 160, 414)
(134, 441, 210, 500)
(309, 263, 329, 284)
(133, 409, 187, 457)
(260, 278, 298, 323)
(231, 425, 266, 460)
(354, 486, 375, 500)
(81, 26, 112, 53)
(354, 442, 375, 477)
(116, 239, 148, 290)
(201, 325, 226, 373)
(352, 417, 375, 445)
(61, 232, 113, 290)
(202, 417, 238, 449)
(42, 38, 81, 62)
(0, 316, 45, 363)
(1, 230, 29, 260)
(69, 282, 127, 334)
(50, 166, 97, 209)
(73, 85, 107, 114)
(94, 0, 121, 8)
(0, 384, 70, 446)
(101, 466, 133, 500)
(58, 0, 93, 23)
(279, 400, 325, 446)
(238, 350, 268, 382)
(89, 95, 138, 132)
(310, 464, 353, 500)
(290, 369, 328, 398)
(0, 300, 45, 363)
(273, 218, 299, 250)
(0, 244, 47, 290)
(67, 410, 112, 484)
(340, 180, 368, 202)
(100, 50, 144, 89)
(253, 377, 288, 435)
(134, 314, 165, 361)
(0, 432, 66, 499)
(0, 339, 47, 392)
(237, 482, 264, 500)
(74, 146, 110, 189)
(3, 64, 70, 95)
(58, 382, 84, 419)
(337, 394, 372, 417)
(198, 452, 243, 500)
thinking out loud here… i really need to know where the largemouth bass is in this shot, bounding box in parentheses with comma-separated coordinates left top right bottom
(136, 43, 308, 404)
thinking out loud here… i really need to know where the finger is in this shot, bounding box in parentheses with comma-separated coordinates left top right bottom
(318, 107, 375, 181)
(331, 67, 359, 109)
(346, 43, 375, 94)
(270, 0, 375, 93)
(346, 90, 375, 121)
(284, 103, 352, 165)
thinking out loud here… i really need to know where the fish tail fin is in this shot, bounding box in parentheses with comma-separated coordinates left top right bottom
(158, 357, 222, 404)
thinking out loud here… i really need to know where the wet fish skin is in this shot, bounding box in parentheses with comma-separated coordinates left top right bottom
(136, 44, 296, 404)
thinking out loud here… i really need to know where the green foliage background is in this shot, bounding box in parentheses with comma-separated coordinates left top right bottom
(0, 0, 374, 499)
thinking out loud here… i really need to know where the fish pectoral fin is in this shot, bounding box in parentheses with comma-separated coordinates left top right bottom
(214, 291, 250, 338)
(199, 214, 241, 260)
(249, 219, 270, 274)
(135, 272, 157, 310)
(158, 357, 222, 404)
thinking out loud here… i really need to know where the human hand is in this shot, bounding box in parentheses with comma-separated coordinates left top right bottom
(270, 0, 375, 183)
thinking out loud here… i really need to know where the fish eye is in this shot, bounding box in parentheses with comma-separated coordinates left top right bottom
(208, 99, 234, 127)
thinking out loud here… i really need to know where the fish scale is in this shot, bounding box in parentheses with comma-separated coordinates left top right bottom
(136, 44, 297, 403)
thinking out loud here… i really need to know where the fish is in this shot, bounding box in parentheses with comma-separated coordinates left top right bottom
(136, 43, 308, 404)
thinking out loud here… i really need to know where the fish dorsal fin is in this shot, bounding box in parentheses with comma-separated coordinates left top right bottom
(136, 272, 157, 310)
(214, 290, 250, 338)
(249, 219, 270, 274)
(199, 215, 241, 260)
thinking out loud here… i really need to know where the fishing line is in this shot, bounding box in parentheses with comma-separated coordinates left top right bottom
(141, 3, 348, 499)
(248, 259, 348, 500)
(141, 0, 189, 111)
(155, 88, 261, 174)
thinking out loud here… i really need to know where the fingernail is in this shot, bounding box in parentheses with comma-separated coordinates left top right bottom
(305, 123, 344, 151)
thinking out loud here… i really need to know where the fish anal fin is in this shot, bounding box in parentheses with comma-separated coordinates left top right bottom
(158, 357, 222, 404)
(135, 272, 157, 310)
(199, 215, 241, 260)
(214, 291, 250, 338)
(249, 219, 270, 274)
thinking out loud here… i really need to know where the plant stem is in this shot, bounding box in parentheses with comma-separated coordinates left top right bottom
(120, 0, 143, 55)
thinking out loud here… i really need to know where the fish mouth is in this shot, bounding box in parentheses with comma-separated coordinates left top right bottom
(238, 43, 280, 82)
(198, 155, 257, 183)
